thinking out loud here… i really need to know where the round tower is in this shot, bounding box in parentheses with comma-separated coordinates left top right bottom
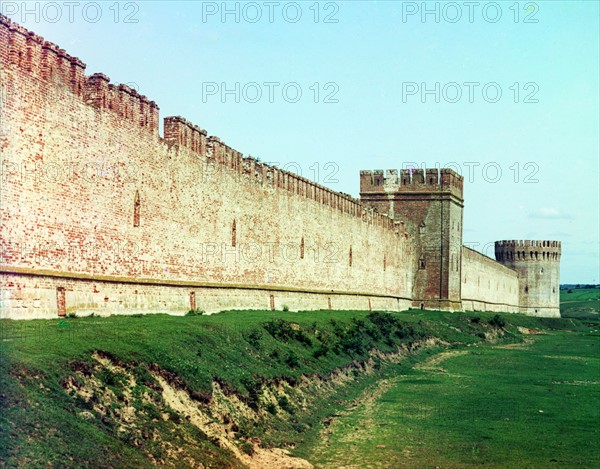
(494, 240, 561, 317)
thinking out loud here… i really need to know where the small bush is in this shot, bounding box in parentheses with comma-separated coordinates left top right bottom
(284, 351, 300, 368)
(241, 376, 262, 410)
(470, 316, 481, 324)
(240, 441, 254, 456)
(277, 395, 294, 414)
(266, 402, 278, 415)
(313, 343, 330, 359)
(67, 312, 77, 318)
(282, 305, 290, 312)
(186, 308, 205, 316)
(245, 329, 263, 348)
(263, 319, 312, 346)
(488, 314, 506, 329)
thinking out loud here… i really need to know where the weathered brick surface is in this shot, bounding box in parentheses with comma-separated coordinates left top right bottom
(0, 15, 560, 319)
(0, 15, 413, 319)
(461, 246, 520, 313)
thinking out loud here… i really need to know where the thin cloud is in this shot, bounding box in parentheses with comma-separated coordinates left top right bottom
(529, 207, 574, 220)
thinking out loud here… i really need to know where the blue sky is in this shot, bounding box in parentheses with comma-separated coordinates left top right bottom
(4, 1, 599, 283)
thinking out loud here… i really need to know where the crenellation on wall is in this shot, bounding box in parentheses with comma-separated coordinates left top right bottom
(83, 73, 159, 135)
(55, 42, 392, 226)
(360, 168, 463, 200)
(495, 240, 562, 262)
(1, 15, 86, 98)
(0, 15, 11, 63)
(164, 116, 207, 155)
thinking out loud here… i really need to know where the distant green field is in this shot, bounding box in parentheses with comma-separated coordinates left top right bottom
(560, 287, 600, 319)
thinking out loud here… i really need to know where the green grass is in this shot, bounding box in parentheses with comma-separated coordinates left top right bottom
(0, 307, 597, 467)
(302, 330, 600, 468)
(560, 286, 600, 319)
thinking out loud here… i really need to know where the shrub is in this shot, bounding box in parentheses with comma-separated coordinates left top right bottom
(241, 376, 262, 410)
(186, 308, 205, 316)
(245, 329, 262, 348)
(284, 351, 300, 368)
(240, 441, 254, 456)
(277, 395, 294, 414)
(282, 305, 290, 312)
(488, 314, 506, 329)
(341, 334, 368, 355)
(313, 343, 330, 359)
(263, 319, 312, 346)
(67, 312, 77, 318)
(470, 316, 481, 324)
(266, 402, 277, 415)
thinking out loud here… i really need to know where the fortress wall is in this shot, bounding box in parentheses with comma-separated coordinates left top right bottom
(0, 273, 406, 319)
(461, 247, 520, 313)
(0, 16, 414, 318)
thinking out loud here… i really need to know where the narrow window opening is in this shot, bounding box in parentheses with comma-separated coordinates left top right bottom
(133, 190, 140, 227)
(383, 255, 386, 271)
(525, 285, 529, 293)
(232, 219, 237, 247)
(300, 237, 305, 259)
(419, 255, 426, 269)
(349, 247, 353, 267)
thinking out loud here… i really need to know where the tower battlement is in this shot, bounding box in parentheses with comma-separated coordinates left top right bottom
(495, 240, 561, 262)
(495, 240, 561, 316)
(360, 168, 463, 200)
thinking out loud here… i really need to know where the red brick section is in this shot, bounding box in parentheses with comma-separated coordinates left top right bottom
(0, 14, 415, 319)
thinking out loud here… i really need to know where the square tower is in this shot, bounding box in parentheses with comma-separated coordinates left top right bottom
(360, 168, 464, 311)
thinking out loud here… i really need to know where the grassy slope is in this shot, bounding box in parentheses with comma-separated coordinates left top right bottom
(0, 308, 597, 467)
(560, 287, 600, 318)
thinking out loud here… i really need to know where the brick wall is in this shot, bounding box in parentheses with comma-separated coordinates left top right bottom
(0, 15, 414, 318)
(461, 247, 520, 313)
